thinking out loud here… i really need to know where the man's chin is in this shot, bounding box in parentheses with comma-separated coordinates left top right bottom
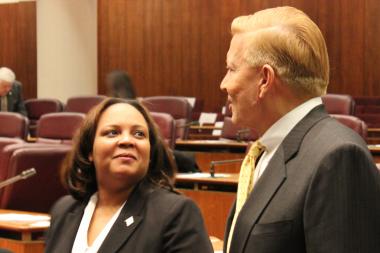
(231, 114, 243, 126)
(232, 114, 252, 129)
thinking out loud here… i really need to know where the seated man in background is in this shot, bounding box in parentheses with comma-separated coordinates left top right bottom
(0, 67, 27, 116)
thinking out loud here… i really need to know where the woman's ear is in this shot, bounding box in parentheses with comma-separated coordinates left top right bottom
(258, 64, 275, 99)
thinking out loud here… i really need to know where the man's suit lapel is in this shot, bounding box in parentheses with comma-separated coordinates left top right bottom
(98, 182, 153, 253)
(230, 145, 287, 253)
(230, 105, 329, 253)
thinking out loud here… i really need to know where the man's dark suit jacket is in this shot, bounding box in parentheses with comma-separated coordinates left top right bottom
(224, 105, 380, 253)
(45, 181, 213, 253)
(0, 81, 27, 116)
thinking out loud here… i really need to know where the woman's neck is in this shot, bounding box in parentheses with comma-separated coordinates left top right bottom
(96, 186, 134, 209)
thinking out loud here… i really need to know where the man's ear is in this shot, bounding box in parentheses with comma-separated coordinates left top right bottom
(258, 64, 275, 99)
(89, 153, 93, 162)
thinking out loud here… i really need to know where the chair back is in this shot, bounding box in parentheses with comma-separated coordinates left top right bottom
(141, 96, 192, 139)
(37, 112, 85, 144)
(150, 112, 176, 148)
(322, 94, 355, 115)
(24, 98, 64, 137)
(25, 98, 63, 120)
(331, 114, 368, 139)
(0, 112, 28, 139)
(0, 146, 70, 212)
(221, 117, 258, 141)
(65, 95, 106, 114)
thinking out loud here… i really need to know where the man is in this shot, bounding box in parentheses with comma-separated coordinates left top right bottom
(0, 67, 27, 116)
(221, 6, 380, 253)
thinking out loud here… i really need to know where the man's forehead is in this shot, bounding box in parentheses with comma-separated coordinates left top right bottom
(227, 34, 250, 65)
(0, 80, 11, 86)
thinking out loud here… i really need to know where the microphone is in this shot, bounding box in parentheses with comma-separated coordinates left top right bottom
(209, 159, 243, 177)
(0, 168, 37, 189)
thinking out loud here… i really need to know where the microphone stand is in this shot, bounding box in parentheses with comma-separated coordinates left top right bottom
(210, 159, 243, 177)
(176, 121, 200, 129)
(0, 168, 37, 189)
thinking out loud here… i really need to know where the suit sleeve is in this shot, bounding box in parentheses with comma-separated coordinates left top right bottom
(162, 197, 213, 253)
(304, 144, 380, 252)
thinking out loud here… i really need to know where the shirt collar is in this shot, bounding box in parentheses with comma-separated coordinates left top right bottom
(259, 97, 323, 152)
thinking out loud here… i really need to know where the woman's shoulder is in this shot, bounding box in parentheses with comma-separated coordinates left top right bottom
(50, 195, 80, 218)
(146, 186, 199, 214)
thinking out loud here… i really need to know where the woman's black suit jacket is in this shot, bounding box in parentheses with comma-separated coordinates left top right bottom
(45, 182, 213, 253)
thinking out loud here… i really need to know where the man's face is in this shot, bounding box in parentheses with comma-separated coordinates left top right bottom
(0, 80, 12, 96)
(220, 35, 262, 128)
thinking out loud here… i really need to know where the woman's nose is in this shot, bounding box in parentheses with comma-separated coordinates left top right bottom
(118, 133, 135, 147)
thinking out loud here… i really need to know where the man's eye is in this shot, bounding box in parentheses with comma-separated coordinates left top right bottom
(227, 67, 235, 73)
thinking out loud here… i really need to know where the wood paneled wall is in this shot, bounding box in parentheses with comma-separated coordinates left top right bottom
(0, 2, 36, 99)
(98, 0, 380, 112)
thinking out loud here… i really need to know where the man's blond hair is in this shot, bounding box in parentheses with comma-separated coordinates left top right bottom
(232, 6, 329, 96)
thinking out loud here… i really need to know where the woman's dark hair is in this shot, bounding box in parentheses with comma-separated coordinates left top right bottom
(106, 70, 136, 99)
(61, 97, 177, 201)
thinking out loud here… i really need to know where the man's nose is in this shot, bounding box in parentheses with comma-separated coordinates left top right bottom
(220, 75, 228, 92)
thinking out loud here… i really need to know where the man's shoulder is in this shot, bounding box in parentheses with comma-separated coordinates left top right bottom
(10, 81, 22, 94)
(300, 116, 369, 156)
(12, 81, 22, 88)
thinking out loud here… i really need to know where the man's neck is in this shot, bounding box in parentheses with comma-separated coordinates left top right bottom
(255, 93, 313, 136)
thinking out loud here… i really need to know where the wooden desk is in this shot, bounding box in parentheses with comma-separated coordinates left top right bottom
(188, 125, 222, 140)
(0, 209, 49, 253)
(0, 209, 224, 253)
(177, 140, 380, 164)
(175, 139, 248, 153)
(176, 173, 237, 239)
(368, 145, 380, 162)
(176, 173, 238, 190)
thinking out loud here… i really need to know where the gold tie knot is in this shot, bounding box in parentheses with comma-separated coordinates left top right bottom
(247, 141, 266, 161)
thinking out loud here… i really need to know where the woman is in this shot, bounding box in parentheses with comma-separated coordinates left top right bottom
(45, 98, 213, 253)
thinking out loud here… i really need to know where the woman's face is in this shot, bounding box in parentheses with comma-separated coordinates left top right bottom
(90, 103, 151, 192)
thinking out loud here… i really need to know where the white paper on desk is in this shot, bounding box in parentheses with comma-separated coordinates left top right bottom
(0, 214, 50, 222)
(29, 220, 51, 227)
(212, 121, 224, 136)
(177, 172, 230, 178)
(198, 112, 217, 125)
(184, 97, 196, 108)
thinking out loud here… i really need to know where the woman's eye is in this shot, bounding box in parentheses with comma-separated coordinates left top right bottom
(105, 129, 119, 137)
(134, 130, 146, 138)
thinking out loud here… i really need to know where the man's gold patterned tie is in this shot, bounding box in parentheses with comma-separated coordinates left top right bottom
(226, 141, 266, 253)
